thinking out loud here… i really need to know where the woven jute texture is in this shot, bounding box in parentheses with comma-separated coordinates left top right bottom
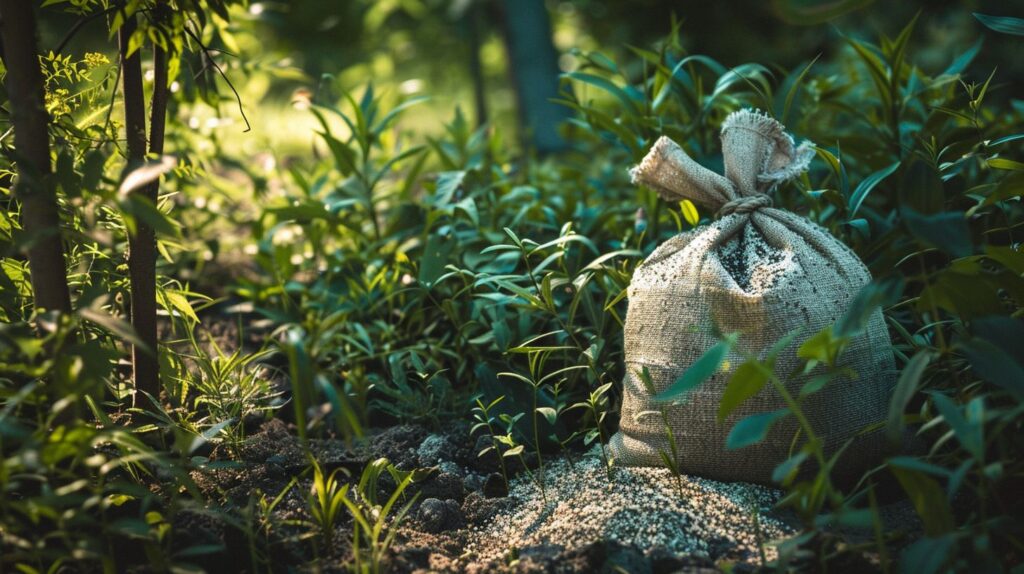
(609, 110, 896, 484)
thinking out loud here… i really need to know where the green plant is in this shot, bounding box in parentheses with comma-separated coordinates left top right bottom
(553, 15, 1024, 570)
(471, 395, 512, 492)
(307, 459, 351, 548)
(636, 366, 684, 498)
(337, 458, 427, 574)
(569, 382, 615, 481)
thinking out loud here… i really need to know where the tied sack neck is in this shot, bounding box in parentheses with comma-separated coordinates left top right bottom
(629, 109, 814, 219)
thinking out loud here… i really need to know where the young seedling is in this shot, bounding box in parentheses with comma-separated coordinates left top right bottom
(569, 382, 615, 482)
(636, 366, 684, 498)
(496, 412, 547, 503)
(471, 395, 511, 492)
(314, 457, 427, 573)
(307, 458, 350, 549)
(504, 344, 592, 480)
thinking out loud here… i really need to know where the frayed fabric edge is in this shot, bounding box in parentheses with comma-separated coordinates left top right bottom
(628, 135, 675, 186)
(758, 139, 816, 187)
(722, 108, 815, 188)
(721, 108, 787, 142)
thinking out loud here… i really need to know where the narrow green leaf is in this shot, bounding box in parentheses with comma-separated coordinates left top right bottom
(974, 12, 1024, 36)
(772, 451, 808, 483)
(654, 334, 737, 403)
(887, 350, 935, 445)
(726, 408, 789, 450)
(849, 161, 899, 217)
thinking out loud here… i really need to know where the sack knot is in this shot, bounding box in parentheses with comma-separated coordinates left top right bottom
(716, 193, 773, 218)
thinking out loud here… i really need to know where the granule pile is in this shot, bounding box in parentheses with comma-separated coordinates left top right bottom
(463, 449, 796, 567)
(716, 225, 793, 293)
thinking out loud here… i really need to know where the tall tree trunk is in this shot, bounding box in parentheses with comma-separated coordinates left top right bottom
(500, 0, 569, 154)
(466, 0, 487, 128)
(0, 0, 72, 315)
(119, 11, 159, 403)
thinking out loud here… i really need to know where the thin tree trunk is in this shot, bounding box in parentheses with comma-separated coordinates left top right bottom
(119, 11, 159, 402)
(0, 0, 72, 315)
(467, 1, 487, 128)
(500, 0, 569, 154)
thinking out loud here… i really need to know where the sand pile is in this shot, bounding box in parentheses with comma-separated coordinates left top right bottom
(463, 448, 796, 567)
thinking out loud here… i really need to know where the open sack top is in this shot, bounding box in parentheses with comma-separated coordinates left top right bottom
(630, 109, 815, 218)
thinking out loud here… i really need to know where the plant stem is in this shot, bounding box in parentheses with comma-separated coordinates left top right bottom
(531, 380, 547, 503)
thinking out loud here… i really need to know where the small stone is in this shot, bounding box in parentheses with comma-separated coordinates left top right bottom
(439, 461, 463, 476)
(418, 498, 447, 532)
(482, 472, 508, 498)
(417, 434, 449, 466)
(417, 497, 462, 533)
(420, 472, 465, 502)
(464, 473, 484, 492)
(471, 435, 501, 471)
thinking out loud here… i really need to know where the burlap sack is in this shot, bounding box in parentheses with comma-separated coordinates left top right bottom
(609, 109, 895, 484)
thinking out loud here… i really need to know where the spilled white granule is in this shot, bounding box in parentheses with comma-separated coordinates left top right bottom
(463, 449, 796, 566)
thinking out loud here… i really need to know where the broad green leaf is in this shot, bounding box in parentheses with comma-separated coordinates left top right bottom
(654, 334, 737, 403)
(899, 159, 944, 215)
(900, 535, 957, 574)
(957, 337, 1024, 400)
(717, 360, 769, 422)
(536, 407, 558, 425)
(835, 277, 903, 337)
(432, 171, 466, 206)
(726, 408, 789, 449)
(902, 209, 972, 258)
(890, 466, 954, 536)
(929, 393, 983, 459)
(797, 327, 846, 367)
(418, 233, 455, 286)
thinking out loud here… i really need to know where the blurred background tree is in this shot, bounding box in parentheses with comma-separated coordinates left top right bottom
(36, 0, 1024, 159)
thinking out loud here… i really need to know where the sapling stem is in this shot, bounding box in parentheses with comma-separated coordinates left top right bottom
(530, 379, 548, 503)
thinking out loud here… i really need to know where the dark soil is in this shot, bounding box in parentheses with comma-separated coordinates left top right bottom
(183, 417, 914, 573)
